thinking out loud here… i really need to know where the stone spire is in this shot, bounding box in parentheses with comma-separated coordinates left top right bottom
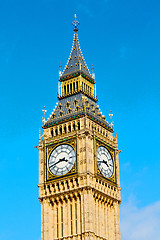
(60, 15, 94, 83)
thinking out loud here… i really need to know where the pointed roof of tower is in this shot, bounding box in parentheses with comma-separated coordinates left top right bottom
(43, 93, 113, 133)
(60, 15, 95, 83)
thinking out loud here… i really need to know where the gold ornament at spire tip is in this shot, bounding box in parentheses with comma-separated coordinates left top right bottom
(72, 14, 79, 32)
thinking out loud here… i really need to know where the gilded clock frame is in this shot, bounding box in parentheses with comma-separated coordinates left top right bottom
(45, 137, 77, 182)
(95, 139, 116, 184)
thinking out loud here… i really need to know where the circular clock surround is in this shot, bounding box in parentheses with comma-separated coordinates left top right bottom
(97, 146, 114, 178)
(48, 144, 75, 176)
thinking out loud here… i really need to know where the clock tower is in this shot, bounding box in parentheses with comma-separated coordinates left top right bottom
(38, 15, 121, 240)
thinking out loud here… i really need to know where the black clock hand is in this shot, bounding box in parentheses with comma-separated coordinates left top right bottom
(49, 159, 62, 168)
(102, 160, 109, 167)
(59, 157, 68, 162)
(49, 157, 68, 168)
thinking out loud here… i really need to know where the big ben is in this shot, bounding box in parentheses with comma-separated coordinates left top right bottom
(38, 15, 121, 240)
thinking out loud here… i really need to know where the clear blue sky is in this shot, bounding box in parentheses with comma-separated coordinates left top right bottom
(0, 0, 160, 239)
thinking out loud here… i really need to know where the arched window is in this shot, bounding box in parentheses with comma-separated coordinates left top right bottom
(55, 128, 58, 136)
(78, 121, 80, 130)
(64, 125, 67, 133)
(73, 82, 75, 92)
(64, 85, 66, 95)
(73, 122, 76, 131)
(70, 83, 72, 93)
(76, 81, 78, 91)
(60, 126, 62, 135)
(68, 124, 71, 132)
(51, 128, 54, 137)
(67, 84, 69, 94)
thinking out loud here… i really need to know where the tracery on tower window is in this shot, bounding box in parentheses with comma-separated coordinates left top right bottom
(75, 203, 77, 234)
(57, 208, 59, 238)
(61, 206, 63, 237)
(70, 204, 73, 235)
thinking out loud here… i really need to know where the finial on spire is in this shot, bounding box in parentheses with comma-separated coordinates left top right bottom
(92, 64, 95, 79)
(109, 110, 113, 120)
(72, 14, 79, 32)
(109, 110, 114, 129)
(42, 106, 47, 124)
(59, 61, 62, 77)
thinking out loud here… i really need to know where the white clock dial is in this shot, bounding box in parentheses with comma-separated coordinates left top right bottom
(48, 144, 75, 176)
(97, 146, 114, 178)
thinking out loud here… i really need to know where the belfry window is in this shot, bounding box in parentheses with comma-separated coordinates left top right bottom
(70, 83, 72, 93)
(64, 85, 66, 95)
(73, 82, 75, 92)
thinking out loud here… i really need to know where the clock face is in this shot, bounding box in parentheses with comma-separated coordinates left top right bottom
(97, 146, 114, 178)
(48, 144, 75, 176)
